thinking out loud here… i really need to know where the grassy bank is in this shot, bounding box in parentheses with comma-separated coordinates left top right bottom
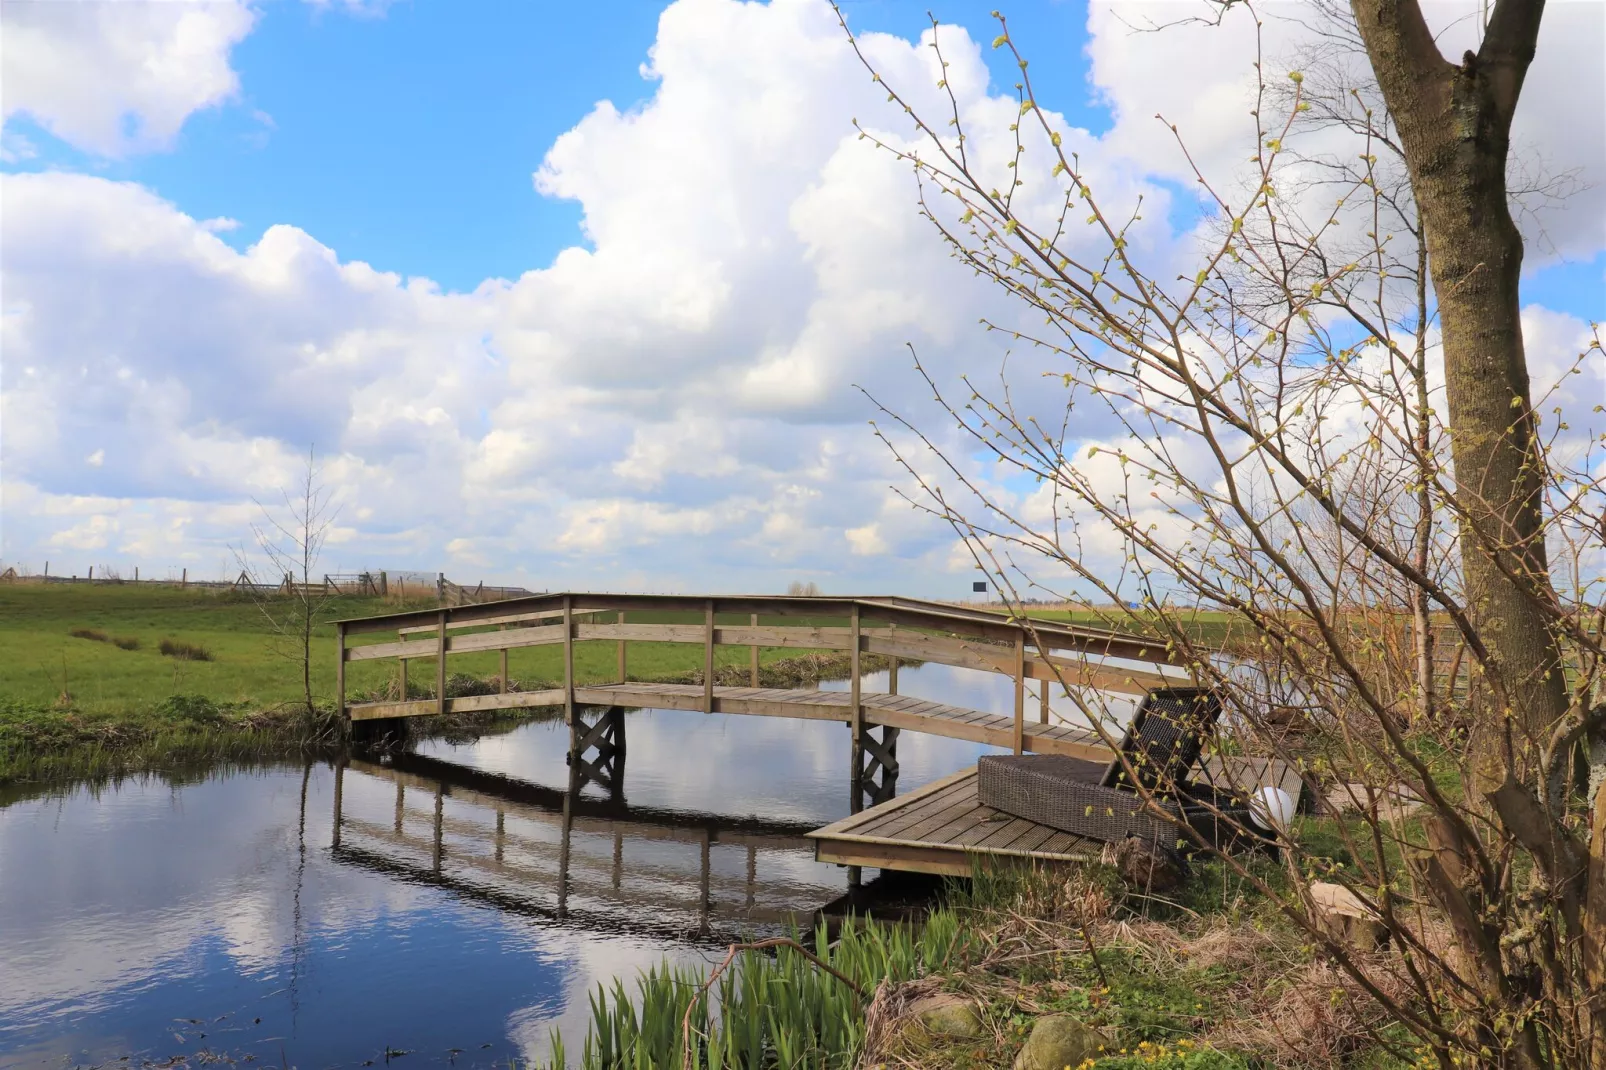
(0, 584, 896, 780)
(540, 861, 1413, 1070)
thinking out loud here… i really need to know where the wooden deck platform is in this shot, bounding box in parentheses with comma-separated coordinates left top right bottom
(808, 757, 1310, 877)
(808, 767, 1100, 876)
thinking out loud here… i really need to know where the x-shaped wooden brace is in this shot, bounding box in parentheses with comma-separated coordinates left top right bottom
(568, 706, 626, 799)
(858, 725, 900, 808)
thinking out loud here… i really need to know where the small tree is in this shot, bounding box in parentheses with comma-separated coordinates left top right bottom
(837, 2, 1605, 1066)
(238, 446, 340, 719)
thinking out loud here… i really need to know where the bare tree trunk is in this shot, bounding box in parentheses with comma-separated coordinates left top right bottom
(1350, 0, 1567, 766)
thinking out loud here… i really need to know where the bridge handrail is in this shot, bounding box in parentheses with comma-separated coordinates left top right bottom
(333, 592, 1193, 755)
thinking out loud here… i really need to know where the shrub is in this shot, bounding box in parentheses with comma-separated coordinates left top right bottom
(69, 628, 109, 642)
(111, 636, 141, 651)
(154, 695, 226, 723)
(158, 638, 213, 662)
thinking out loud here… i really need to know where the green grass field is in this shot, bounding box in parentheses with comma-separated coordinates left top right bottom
(0, 583, 1237, 780)
(0, 583, 878, 713)
(0, 584, 1238, 710)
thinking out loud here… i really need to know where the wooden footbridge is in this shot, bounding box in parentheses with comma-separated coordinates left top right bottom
(336, 593, 1212, 878)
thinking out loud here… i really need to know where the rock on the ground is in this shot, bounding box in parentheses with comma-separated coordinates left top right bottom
(1012, 1015, 1112, 1070)
(907, 993, 983, 1039)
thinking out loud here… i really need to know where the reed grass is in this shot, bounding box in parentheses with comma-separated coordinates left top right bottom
(545, 914, 969, 1070)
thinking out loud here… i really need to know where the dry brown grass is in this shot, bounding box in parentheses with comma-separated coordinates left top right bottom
(158, 638, 213, 661)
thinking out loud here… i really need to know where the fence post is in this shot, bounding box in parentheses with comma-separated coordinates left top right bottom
(703, 600, 716, 713)
(500, 624, 509, 694)
(181, 567, 186, 588)
(435, 609, 448, 717)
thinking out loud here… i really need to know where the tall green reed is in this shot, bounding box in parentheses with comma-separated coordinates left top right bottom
(546, 910, 969, 1070)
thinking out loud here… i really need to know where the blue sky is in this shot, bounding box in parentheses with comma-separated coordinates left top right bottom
(5, 0, 1110, 293)
(1, 0, 1600, 592)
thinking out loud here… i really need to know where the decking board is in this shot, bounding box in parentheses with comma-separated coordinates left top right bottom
(808, 755, 1305, 878)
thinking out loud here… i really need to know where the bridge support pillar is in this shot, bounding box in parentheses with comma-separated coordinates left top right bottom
(567, 705, 626, 801)
(856, 724, 900, 811)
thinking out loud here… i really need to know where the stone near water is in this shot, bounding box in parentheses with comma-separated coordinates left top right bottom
(1012, 1015, 1112, 1070)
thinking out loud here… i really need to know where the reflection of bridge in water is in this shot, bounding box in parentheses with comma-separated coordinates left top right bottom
(330, 751, 831, 942)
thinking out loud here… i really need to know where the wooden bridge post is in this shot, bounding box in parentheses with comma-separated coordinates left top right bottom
(1040, 672, 1051, 725)
(1013, 632, 1025, 755)
(435, 610, 448, 717)
(336, 622, 347, 721)
(499, 624, 508, 694)
(398, 635, 408, 700)
(848, 603, 864, 888)
(887, 623, 899, 695)
(617, 610, 627, 683)
(563, 595, 575, 726)
(849, 603, 864, 811)
(703, 600, 716, 713)
(749, 612, 760, 687)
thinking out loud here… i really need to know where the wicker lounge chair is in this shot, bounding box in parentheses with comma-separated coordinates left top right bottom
(977, 687, 1257, 854)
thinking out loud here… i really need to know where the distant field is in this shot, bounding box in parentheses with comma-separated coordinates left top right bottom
(1028, 607, 1239, 648)
(0, 584, 1243, 715)
(0, 584, 848, 714)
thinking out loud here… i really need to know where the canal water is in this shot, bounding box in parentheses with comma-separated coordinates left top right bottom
(0, 665, 1140, 1069)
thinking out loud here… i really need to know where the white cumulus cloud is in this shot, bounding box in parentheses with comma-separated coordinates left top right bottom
(1, 0, 1600, 597)
(1, 0, 256, 157)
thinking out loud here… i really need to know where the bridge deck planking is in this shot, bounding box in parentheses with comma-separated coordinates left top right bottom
(807, 768, 1100, 877)
(809, 756, 1311, 878)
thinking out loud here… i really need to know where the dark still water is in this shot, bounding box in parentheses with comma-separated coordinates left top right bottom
(1, 665, 1036, 1070)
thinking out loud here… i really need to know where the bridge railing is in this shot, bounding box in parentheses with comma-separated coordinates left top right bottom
(335, 592, 1191, 753)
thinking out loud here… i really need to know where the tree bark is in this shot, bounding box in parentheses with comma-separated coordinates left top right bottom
(1349, 0, 1566, 766)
